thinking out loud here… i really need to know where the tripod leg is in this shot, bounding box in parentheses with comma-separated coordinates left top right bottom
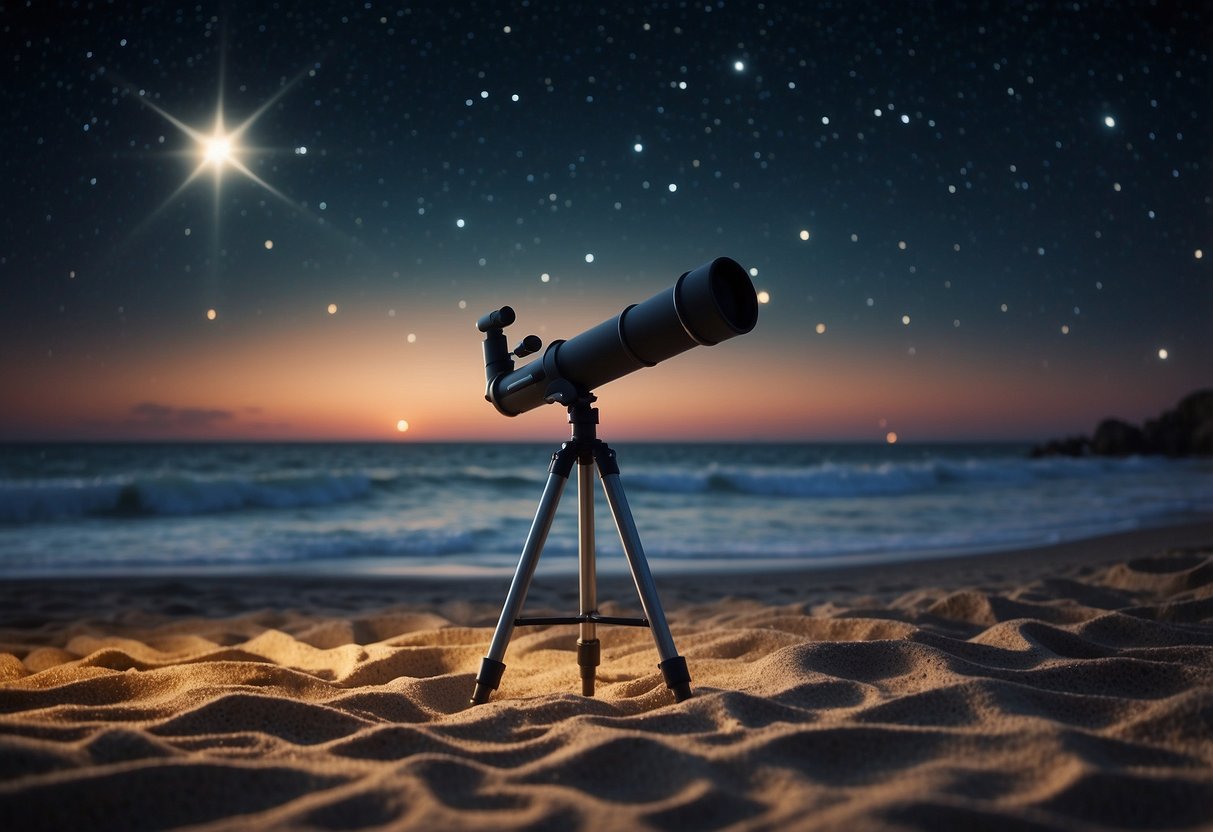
(470, 448, 575, 705)
(595, 447, 693, 703)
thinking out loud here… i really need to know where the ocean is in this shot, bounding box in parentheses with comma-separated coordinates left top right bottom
(1, 442, 1209, 578)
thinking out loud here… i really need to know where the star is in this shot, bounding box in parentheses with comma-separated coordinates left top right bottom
(202, 134, 233, 167)
(138, 89, 289, 202)
(124, 62, 313, 233)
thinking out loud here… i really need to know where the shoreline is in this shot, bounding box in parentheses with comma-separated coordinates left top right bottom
(1, 514, 1209, 588)
(1, 517, 1208, 609)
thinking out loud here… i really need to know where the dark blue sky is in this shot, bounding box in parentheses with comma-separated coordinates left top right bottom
(2, 2, 1209, 441)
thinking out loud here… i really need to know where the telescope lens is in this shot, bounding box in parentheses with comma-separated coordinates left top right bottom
(676, 257, 758, 345)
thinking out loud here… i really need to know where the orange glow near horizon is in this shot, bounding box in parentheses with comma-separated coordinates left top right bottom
(1, 318, 1195, 444)
(0, 288, 1202, 444)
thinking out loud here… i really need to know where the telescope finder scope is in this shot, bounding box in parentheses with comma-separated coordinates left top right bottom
(478, 256, 758, 416)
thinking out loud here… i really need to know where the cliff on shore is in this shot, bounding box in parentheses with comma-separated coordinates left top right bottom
(1030, 389, 1213, 458)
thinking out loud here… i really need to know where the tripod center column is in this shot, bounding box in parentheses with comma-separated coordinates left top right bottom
(578, 459, 597, 642)
(570, 395, 603, 696)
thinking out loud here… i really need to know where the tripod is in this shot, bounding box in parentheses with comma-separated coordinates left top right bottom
(469, 395, 693, 706)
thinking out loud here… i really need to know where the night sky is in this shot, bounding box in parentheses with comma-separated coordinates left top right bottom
(3, 2, 1209, 442)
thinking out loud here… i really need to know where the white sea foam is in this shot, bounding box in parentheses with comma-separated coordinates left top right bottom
(0, 443, 1207, 575)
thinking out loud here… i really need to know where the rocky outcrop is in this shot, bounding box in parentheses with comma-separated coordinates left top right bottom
(1091, 418, 1146, 456)
(1031, 390, 1213, 458)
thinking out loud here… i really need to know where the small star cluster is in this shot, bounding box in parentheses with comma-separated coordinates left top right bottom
(0, 1, 1208, 440)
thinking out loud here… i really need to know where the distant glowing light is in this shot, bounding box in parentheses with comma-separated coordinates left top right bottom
(396, 419, 410, 433)
(206, 308, 217, 320)
(585, 253, 594, 263)
(900, 114, 910, 124)
(668, 183, 677, 192)
(458, 300, 467, 309)
(1061, 324, 1070, 334)
(1196, 249, 1204, 260)
(901, 315, 911, 325)
(540, 272, 551, 283)
(733, 60, 745, 72)
(511, 93, 520, 102)
(749, 267, 759, 277)
(264, 239, 273, 250)
(757, 290, 771, 304)
(407, 333, 417, 343)
(633, 143, 644, 152)
(1158, 348, 1169, 360)
(799, 229, 810, 241)
(456, 218, 466, 228)
(821, 116, 830, 125)
(327, 303, 338, 314)
(1104, 115, 1116, 128)
(294, 146, 308, 155)
(898, 240, 907, 250)
(886, 431, 898, 444)
(815, 323, 826, 334)
(1000, 303, 1009, 312)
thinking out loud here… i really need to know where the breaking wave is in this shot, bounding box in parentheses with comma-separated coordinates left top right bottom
(0, 472, 375, 523)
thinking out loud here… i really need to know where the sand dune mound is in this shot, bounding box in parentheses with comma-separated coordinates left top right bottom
(1, 548, 1211, 830)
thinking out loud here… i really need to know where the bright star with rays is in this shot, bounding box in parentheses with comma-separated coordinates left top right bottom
(141, 97, 287, 200)
(126, 65, 311, 229)
(203, 134, 233, 167)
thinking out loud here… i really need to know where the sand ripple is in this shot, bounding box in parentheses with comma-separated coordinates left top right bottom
(1, 549, 1212, 830)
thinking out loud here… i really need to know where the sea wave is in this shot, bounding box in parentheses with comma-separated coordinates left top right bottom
(0, 472, 374, 522)
(622, 455, 1180, 498)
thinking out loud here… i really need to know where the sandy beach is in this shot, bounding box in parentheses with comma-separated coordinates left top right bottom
(2, 520, 1211, 831)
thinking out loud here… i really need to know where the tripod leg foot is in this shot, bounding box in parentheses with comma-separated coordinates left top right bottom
(470, 657, 506, 706)
(577, 638, 601, 696)
(659, 656, 693, 702)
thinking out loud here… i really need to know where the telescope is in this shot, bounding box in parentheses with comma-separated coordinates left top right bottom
(478, 256, 758, 415)
(468, 257, 758, 707)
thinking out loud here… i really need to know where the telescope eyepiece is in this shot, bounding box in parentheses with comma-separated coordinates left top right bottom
(512, 335, 542, 358)
(477, 306, 516, 332)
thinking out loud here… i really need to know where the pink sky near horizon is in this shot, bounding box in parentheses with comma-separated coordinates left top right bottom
(2, 298, 1198, 444)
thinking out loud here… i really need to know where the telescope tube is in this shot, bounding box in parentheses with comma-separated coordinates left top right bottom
(487, 257, 758, 416)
